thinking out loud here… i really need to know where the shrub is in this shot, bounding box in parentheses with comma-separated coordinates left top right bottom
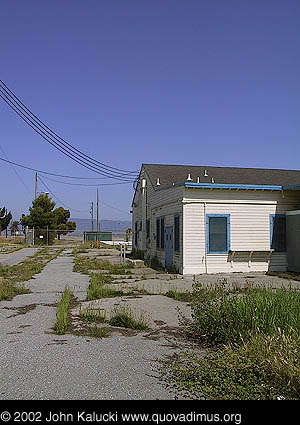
(191, 285, 300, 345)
(162, 331, 300, 400)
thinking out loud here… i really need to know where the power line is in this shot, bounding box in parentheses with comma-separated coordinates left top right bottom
(39, 174, 132, 186)
(0, 80, 138, 180)
(0, 88, 135, 181)
(37, 175, 89, 213)
(38, 175, 130, 217)
(0, 156, 135, 183)
(0, 145, 32, 196)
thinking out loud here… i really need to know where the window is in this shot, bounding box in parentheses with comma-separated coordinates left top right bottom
(156, 217, 165, 249)
(270, 214, 286, 252)
(174, 215, 180, 252)
(156, 218, 160, 248)
(146, 219, 150, 240)
(134, 221, 138, 246)
(206, 214, 230, 253)
(160, 217, 165, 249)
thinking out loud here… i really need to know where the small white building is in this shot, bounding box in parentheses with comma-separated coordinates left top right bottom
(131, 164, 300, 274)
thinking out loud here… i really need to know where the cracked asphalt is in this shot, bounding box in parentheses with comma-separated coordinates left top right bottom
(0, 249, 183, 400)
(0, 248, 39, 267)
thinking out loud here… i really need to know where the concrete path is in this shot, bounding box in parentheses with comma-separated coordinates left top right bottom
(0, 248, 39, 267)
(0, 250, 185, 400)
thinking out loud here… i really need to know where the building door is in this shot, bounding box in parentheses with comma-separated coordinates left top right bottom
(165, 226, 173, 269)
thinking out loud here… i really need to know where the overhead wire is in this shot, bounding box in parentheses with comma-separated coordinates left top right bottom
(0, 88, 135, 181)
(0, 145, 32, 196)
(38, 174, 132, 186)
(38, 175, 130, 217)
(0, 79, 138, 175)
(0, 80, 138, 181)
(0, 156, 135, 182)
(37, 175, 89, 213)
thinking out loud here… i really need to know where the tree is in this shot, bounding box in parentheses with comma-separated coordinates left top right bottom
(10, 220, 20, 235)
(0, 207, 12, 235)
(54, 207, 76, 240)
(20, 195, 76, 244)
(125, 228, 132, 242)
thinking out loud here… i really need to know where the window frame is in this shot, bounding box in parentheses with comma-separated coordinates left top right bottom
(270, 214, 286, 253)
(206, 214, 230, 254)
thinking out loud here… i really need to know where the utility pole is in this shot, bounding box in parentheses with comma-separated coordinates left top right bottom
(35, 172, 38, 199)
(96, 189, 100, 233)
(90, 202, 94, 232)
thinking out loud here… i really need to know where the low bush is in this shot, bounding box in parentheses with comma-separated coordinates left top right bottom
(162, 330, 300, 400)
(191, 284, 300, 345)
(161, 282, 300, 400)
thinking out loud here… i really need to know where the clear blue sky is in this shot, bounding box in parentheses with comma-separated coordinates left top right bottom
(1, 0, 299, 223)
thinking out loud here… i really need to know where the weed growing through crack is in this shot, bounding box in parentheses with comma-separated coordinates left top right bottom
(86, 273, 123, 300)
(79, 303, 107, 323)
(73, 257, 134, 275)
(89, 325, 110, 338)
(165, 288, 194, 302)
(109, 305, 150, 330)
(54, 286, 73, 335)
(0, 247, 63, 301)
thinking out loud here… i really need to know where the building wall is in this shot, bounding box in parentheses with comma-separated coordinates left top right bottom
(132, 170, 184, 271)
(132, 171, 300, 275)
(182, 188, 300, 274)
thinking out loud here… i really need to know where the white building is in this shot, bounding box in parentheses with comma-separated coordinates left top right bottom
(131, 164, 300, 275)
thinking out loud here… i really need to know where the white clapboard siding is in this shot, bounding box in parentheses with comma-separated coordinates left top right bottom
(132, 170, 184, 271)
(182, 188, 300, 274)
(133, 172, 300, 275)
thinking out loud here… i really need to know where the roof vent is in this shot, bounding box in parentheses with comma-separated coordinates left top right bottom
(156, 178, 161, 186)
(211, 177, 215, 183)
(204, 169, 208, 177)
(186, 173, 193, 181)
(197, 176, 200, 183)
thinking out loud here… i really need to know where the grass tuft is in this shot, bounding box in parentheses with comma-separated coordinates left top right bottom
(109, 305, 150, 330)
(54, 286, 73, 335)
(86, 273, 123, 300)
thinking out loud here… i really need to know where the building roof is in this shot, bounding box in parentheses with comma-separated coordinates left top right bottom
(142, 163, 300, 190)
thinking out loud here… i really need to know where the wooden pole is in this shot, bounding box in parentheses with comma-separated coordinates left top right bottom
(35, 172, 38, 199)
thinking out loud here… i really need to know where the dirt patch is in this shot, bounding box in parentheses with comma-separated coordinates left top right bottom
(6, 304, 37, 318)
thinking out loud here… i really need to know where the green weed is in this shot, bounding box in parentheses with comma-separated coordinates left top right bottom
(109, 305, 150, 330)
(54, 286, 73, 335)
(86, 273, 123, 300)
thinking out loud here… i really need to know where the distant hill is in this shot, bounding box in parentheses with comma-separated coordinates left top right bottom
(70, 218, 131, 235)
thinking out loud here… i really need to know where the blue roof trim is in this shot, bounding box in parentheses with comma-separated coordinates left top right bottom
(282, 184, 300, 191)
(184, 182, 283, 191)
